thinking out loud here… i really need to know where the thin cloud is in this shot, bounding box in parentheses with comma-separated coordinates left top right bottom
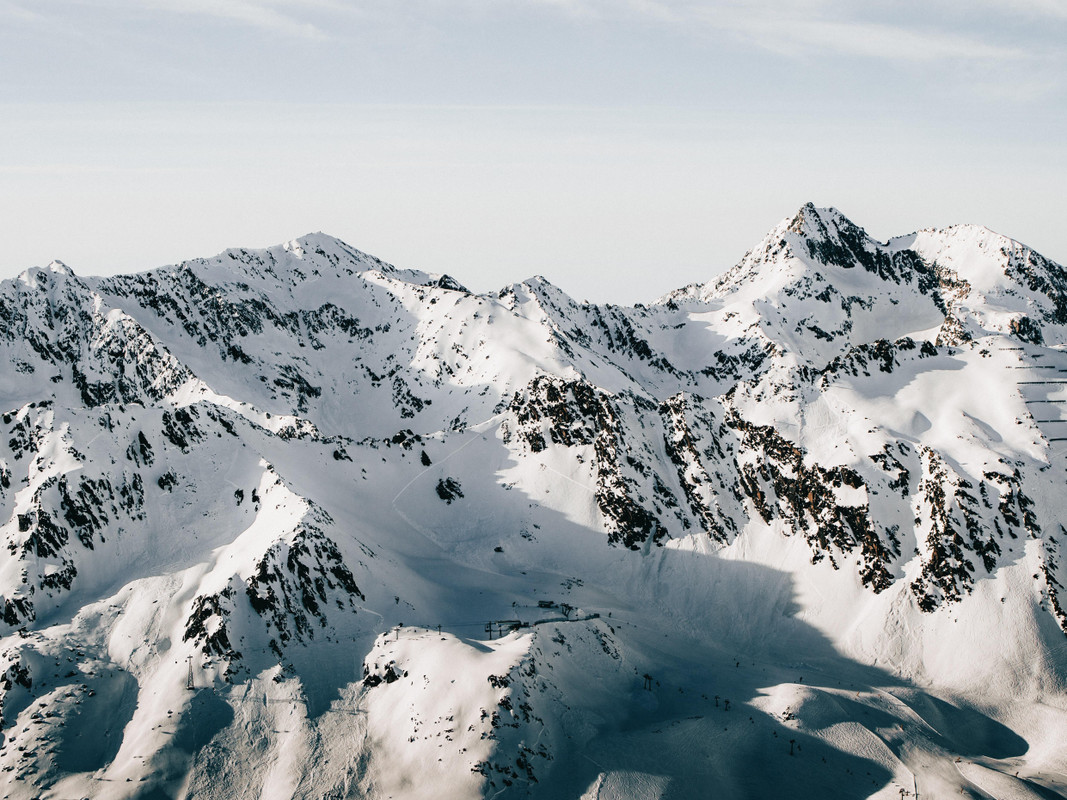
(956, 0, 1067, 19)
(5, 0, 1054, 57)
(1018, 0, 1067, 17)
(2, 0, 332, 37)
(716, 14, 1027, 61)
(519, 0, 1037, 63)
(160, 0, 326, 38)
(0, 0, 44, 22)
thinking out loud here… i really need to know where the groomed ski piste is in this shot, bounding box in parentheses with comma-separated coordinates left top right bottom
(0, 204, 1065, 798)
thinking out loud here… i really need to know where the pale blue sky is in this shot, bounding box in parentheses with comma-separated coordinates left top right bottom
(2, 0, 1064, 303)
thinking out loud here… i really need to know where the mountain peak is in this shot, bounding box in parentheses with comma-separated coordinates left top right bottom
(788, 201, 816, 230)
(273, 232, 396, 273)
(164, 233, 400, 289)
(282, 232, 390, 267)
(889, 222, 1066, 308)
(785, 203, 874, 253)
(14, 259, 77, 287)
(46, 259, 74, 276)
(690, 204, 887, 303)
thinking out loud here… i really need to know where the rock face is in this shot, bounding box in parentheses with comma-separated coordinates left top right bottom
(1, 211, 1066, 799)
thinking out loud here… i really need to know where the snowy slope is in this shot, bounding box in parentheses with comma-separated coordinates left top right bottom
(1, 205, 1066, 799)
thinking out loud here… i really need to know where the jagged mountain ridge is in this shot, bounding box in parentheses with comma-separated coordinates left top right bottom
(1, 205, 1066, 799)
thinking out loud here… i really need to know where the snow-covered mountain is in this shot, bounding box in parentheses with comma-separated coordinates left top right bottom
(2, 204, 1066, 799)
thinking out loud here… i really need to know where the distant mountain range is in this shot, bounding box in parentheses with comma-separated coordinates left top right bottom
(1, 204, 1065, 799)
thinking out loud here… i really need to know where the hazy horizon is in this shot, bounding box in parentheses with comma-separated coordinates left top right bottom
(2, 0, 1064, 304)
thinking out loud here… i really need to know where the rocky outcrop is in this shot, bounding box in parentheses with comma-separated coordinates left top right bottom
(506, 377, 665, 549)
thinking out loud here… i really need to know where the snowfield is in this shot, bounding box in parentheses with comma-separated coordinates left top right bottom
(0, 204, 1066, 798)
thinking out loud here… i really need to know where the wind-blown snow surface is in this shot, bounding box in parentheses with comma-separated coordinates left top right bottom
(2, 205, 1067, 799)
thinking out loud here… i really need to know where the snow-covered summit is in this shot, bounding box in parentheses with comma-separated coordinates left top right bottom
(14, 259, 77, 287)
(888, 223, 1067, 341)
(45, 259, 73, 276)
(656, 204, 1067, 365)
(888, 222, 1021, 288)
(150, 232, 471, 297)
